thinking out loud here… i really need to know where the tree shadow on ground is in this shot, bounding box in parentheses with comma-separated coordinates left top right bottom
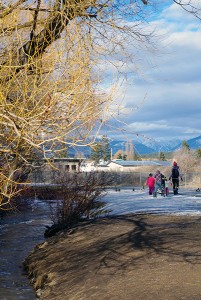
(24, 214, 201, 297)
(65, 214, 201, 275)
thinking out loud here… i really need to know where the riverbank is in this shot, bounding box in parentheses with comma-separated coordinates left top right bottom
(24, 214, 201, 300)
(0, 198, 52, 299)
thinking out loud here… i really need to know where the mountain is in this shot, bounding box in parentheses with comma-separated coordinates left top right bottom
(131, 135, 201, 153)
(69, 135, 201, 158)
(171, 135, 201, 151)
(69, 139, 156, 157)
(110, 135, 201, 155)
(110, 140, 155, 155)
(137, 138, 182, 153)
(186, 135, 201, 149)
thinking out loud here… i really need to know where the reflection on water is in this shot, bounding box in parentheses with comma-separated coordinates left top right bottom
(0, 198, 52, 299)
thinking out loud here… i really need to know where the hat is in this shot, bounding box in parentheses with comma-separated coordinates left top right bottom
(173, 161, 177, 166)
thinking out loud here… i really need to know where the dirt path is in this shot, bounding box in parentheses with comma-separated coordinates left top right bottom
(24, 214, 201, 300)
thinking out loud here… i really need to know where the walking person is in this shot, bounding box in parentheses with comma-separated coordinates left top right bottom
(169, 161, 183, 195)
(146, 173, 155, 195)
(153, 170, 163, 197)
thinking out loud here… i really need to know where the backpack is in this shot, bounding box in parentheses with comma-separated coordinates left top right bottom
(172, 167, 179, 178)
(161, 174, 166, 186)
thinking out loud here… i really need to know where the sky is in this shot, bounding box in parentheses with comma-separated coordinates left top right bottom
(101, 1, 201, 144)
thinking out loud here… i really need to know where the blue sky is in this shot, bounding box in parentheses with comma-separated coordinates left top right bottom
(100, 2, 201, 144)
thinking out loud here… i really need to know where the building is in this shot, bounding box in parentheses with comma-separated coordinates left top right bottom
(107, 159, 171, 172)
(48, 157, 85, 173)
(31, 158, 86, 184)
(80, 159, 171, 173)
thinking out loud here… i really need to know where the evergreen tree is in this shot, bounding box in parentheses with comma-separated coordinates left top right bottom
(57, 148, 69, 158)
(196, 148, 201, 158)
(90, 143, 103, 163)
(159, 151, 166, 161)
(182, 140, 190, 151)
(123, 154, 127, 161)
(102, 136, 111, 162)
(90, 135, 111, 163)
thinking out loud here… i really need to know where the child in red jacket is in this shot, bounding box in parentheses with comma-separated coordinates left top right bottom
(146, 173, 155, 195)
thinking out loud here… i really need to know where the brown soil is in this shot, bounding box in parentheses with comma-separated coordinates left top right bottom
(24, 214, 201, 300)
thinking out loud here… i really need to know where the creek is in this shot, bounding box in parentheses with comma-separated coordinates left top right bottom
(0, 198, 53, 300)
(1, 187, 200, 299)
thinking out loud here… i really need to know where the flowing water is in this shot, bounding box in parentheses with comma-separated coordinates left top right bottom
(0, 198, 53, 299)
(0, 187, 201, 299)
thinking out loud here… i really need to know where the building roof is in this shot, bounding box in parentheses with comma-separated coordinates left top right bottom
(52, 157, 85, 162)
(109, 160, 171, 167)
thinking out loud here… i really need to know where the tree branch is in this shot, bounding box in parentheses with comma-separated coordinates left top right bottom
(0, 0, 27, 18)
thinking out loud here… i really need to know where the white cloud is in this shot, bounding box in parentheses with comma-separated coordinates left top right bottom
(105, 2, 201, 142)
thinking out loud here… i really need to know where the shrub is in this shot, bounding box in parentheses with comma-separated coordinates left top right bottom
(45, 172, 112, 237)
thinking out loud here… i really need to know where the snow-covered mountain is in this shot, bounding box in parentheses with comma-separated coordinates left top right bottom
(70, 135, 201, 157)
(137, 138, 182, 153)
(186, 135, 201, 148)
(110, 135, 201, 155)
(171, 135, 201, 151)
(110, 140, 155, 155)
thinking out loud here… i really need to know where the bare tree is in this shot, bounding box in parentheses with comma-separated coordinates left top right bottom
(173, 0, 201, 20)
(0, 0, 153, 208)
(0, 0, 200, 208)
(173, 148, 197, 174)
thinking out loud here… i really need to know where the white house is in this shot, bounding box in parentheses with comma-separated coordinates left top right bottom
(106, 159, 171, 172)
(80, 160, 109, 172)
(80, 159, 171, 172)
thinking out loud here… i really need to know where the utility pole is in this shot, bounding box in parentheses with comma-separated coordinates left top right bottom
(126, 140, 134, 160)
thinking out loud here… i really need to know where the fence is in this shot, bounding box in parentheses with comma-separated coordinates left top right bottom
(30, 169, 201, 189)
